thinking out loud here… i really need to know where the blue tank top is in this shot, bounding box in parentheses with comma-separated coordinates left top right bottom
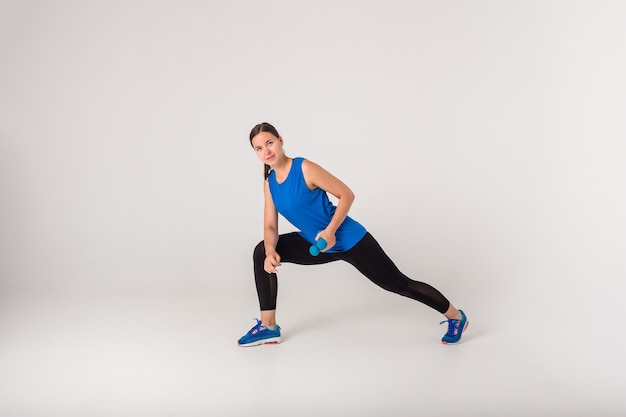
(268, 157, 367, 252)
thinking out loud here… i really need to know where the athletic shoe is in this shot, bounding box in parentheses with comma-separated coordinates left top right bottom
(440, 310, 468, 345)
(237, 318, 281, 347)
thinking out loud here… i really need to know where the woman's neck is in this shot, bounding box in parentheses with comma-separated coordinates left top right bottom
(272, 156, 292, 182)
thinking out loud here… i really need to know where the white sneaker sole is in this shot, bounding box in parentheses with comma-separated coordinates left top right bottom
(238, 336, 281, 347)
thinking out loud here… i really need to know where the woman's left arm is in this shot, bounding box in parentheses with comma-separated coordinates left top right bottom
(301, 159, 355, 250)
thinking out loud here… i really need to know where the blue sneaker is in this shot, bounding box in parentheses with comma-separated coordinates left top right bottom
(440, 310, 468, 344)
(237, 319, 281, 347)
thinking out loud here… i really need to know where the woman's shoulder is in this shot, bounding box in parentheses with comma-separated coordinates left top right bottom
(300, 158, 327, 183)
(299, 157, 316, 173)
(301, 157, 323, 169)
(294, 156, 314, 170)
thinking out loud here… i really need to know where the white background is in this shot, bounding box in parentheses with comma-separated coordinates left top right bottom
(1, 1, 625, 416)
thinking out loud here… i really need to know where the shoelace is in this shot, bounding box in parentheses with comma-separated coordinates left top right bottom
(248, 318, 267, 335)
(440, 318, 460, 336)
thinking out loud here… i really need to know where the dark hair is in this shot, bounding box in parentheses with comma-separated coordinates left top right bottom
(249, 122, 281, 179)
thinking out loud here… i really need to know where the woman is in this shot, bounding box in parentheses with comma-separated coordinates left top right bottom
(238, 122, 468, 347)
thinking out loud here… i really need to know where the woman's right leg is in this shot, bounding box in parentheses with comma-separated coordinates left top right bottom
(253, 232, 338, 321)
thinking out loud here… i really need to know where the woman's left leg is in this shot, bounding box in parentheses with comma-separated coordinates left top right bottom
(339, 233, 457, 316)
(339, 232, 468, 343)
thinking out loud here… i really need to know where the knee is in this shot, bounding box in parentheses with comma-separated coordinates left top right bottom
(253, 241, 265, 261)
(374, 273, 411, 296)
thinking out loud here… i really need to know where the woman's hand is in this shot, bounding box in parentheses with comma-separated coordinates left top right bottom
(264, 251, 282, 273)
(316, 230, 336, 253)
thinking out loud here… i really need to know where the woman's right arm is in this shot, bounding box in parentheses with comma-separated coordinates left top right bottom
(263, 179, 281, 273)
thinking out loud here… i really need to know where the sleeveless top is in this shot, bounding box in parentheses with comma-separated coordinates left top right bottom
(268, 157, 367, 253)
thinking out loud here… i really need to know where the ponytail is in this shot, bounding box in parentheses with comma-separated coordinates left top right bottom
(264, 164, 271, 179)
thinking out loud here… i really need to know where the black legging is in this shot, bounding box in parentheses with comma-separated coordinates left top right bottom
(253, 232, 451, 314)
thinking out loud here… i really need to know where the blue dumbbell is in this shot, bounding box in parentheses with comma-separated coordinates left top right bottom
(309, 237, 327, 256)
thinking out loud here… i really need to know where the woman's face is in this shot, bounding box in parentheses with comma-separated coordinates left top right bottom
(251, 131, 283, 166)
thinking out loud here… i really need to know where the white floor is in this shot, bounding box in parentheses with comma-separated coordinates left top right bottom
(1, 275, 624, 417)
